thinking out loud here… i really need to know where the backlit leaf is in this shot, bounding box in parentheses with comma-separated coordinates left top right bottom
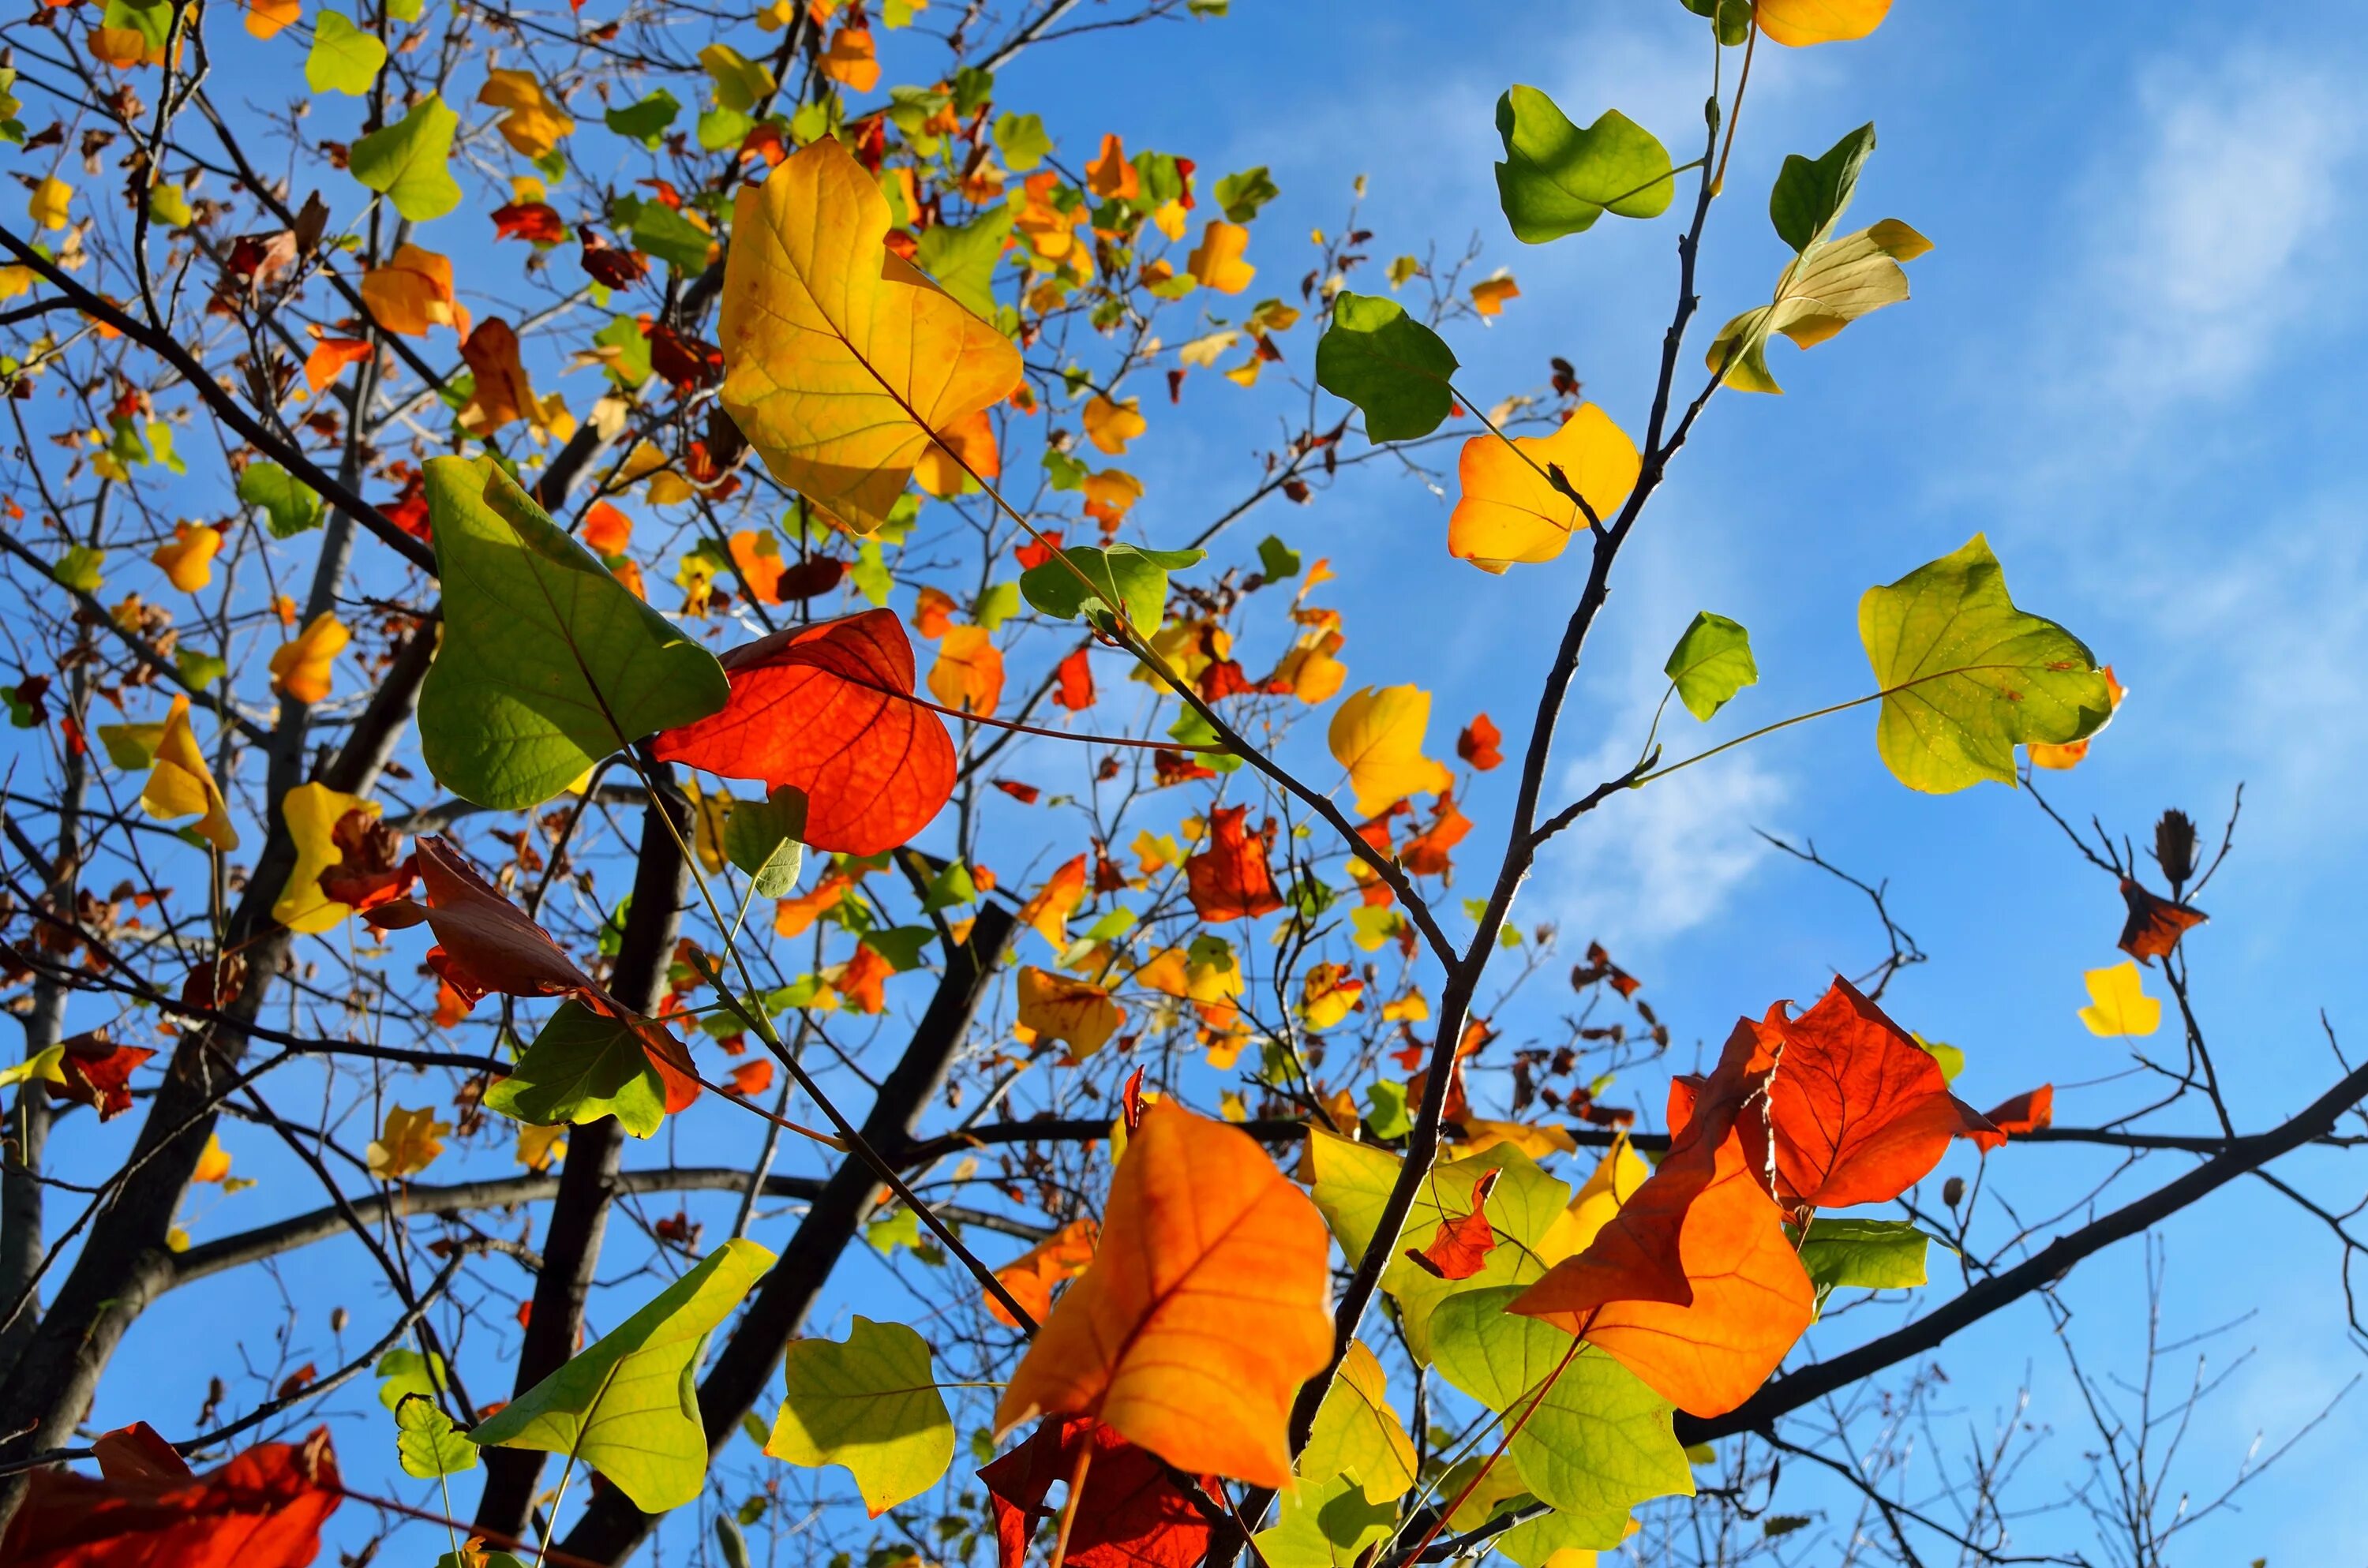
(1328, 685, 1453, 815)
(2078, 960, 2160, 1038)
(349, 93, 461, 222)
(1797, 1217, 1931, 1293)
(305, 9, 385, 95)
(484, 998, 669, 1139)
(1493, 88, 1674, 244)
(1662, 612, 1757, 720)
(1448, 404, 1639, 572)
(766, 1316, 953, 1516)
(1705, 219, 1929, 392)
(395, 1394, 477, 1479)
(1020, 544, 1203, 635)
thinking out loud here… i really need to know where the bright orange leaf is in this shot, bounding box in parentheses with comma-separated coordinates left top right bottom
(988, 1217, 1099, 1329)
(1016, 854, 1088, 948)
(927, 623, 1005, 717)
(1448, 404, 1640, 572)
(1184, 805, 1283, 922)
(1016, 965, 1123, 1061)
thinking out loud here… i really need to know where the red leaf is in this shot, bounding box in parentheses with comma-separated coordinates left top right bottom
(315, 809, 413, 912)
(1755, 979, 1973, 1211)
(993, 779, 1042, 805)
(1457, 712, 1503, 770)
(1962, 1083, 2054, 1153)
(772, 555, 847, 601)
(1399, 794, 1471, 878)
(491, 201, 568, 245)
(579, 234, 647, 288)
(1184, 806, 1284, 922)
(979, 1419, 1211, 1568)
(50, 1035, 155, 1121)
(1015, 530, 1063, 570)
(653, 609, 957, 855)
(1053, 646, 1095, 712)
(645, 322, 723, 393)
(90, 1424, 190, 1485)
(2, 1428, 343, 1568)
(729, 1057, 774, 1097)
(1404, 1167, 1500, 1281)
(2117, 878, 2206, 963)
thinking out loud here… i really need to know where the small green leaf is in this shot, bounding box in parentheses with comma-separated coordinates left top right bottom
(851, 539, 892, 605)
(594, 314, 652, 387)
(384, 0, 422, 18)
(724, 786, 807, 898)
(1212, 166, 1280, 223)
(418, 455, 729, 809)
(1680, 0, 1754, 43)
(714, 1514, 752, 1568)
(698, 43, 775, 113)
(915, 206, 1014, 321)
(1662, 612, 1757, 720)
(1493, 88, 1674, 244)
(991, 111, 1050, 172)
(697, 106, 755, 152)
(631, 204, 712, 274)
(236, 460, 324, 539)
(1859, 534, 2111, 792)
(469, 1238, 776, 1514)
(861, 926, 934, 972)
(395, 1393, 478, 1478)
(605, 89, 681, 149)
(51, 545, 104, 593)
(1770, 122, 1875, 255)
(146, 181, 193, 229)
(350, 93, 461, 222)
(973, 580, 1022, 631)
(1257, 535, 1301, 580)
(1315, 292, 1459, 443)
(375, 1347, 450, 1409)
(1253, 1474, 1396, 1568)
(1020, 544, 1204, 634)
(1798, 1217, 1934, 1293)
(484, 999, 669, 1140)
(1363, 1080, 1409, 1141)
(766, 1316, 954, 1515)
(305, 9, 386, 97)
(174, 647, 227, 690)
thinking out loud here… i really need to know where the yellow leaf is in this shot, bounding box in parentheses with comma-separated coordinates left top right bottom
(1470, 274, 1520, 316)
(2078, 961, 2160, 1038)
(1457, 1118, 1576, 1162)
(1016, 855, 1087, 949)
(1299, 962, 1364, 1030)
(1151, 199, 1190, 241)
(361, 245, 471, 339)
(926, 623, 1003, 717)
(1706, 219, 1931, 394)
(1082, 468, 1142, 528)
(152, 522, 222, 593)
(192, 1133, 233, 1184)
(367, 1105, 451, 1181)
(1448, 404, 1641, 573)
(718, 139, 1021, 533)
(913, 406, 999, 498)
(28, 176, 73, 233)
(272, 782, 375, 934)
(517, 1123, 570, 1172)
(1538, 1132, 1654, 1265)
(0, 1045, 67, 1091)
(1081, 395, 1145, 456)
(1177, 329, 1239, 368)
(1085, 134, 1139, 200)
(1755, 0, 1892, 47)
(994, 1101, 1332, 1486)
(1186, 221, 1255, 294)
(0, 266, 33, 301)
(1328, 685, 1452, 815)
(269, 612, 350, 705)
(243, 0, 298, 38)
(478, 69, 574, 159)
(1381, 987, 1429, 1023)
(141, 695, 238, 850)
(1016, 966, 1123, 1061)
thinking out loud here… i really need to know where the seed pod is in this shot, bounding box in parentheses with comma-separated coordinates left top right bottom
(2155, 809, 2198, 888)
(1943, 1175, 1965, 1208)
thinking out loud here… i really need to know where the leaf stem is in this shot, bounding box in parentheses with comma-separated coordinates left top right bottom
(1047, 1433, 1096, 1568)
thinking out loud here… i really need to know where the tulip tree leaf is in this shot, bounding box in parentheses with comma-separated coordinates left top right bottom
(395, 1394, 478, 1479)
(765, 1316, 954, 1515)
(1662, 612, 1757, 720)
(1253, 1475, 1397, 1568)
(1858, 533, 2111, 793)
(1020, 544, 1204, 635)
(605, 89, 681, 149)
(991, 111, 1050, 171)
(1493, 88, 1673, 244)
(237, 460, 322, 538)
(724, 786, 807, 898)
(418, 455, 729, 809)
(1798, 1217, 1933, 1293)
(483, 999, 669, 1140)
(1381, 1147, 1571, 1364)
(469, 1238, 776, 1513)
(350, 93, 462, 222)
(305, 9, 386, 96)
(1705, 219, 1931, 393)
(1770, 122, 1875, 255)
(1316, 292, 1459, 443)
(915, 206, 1014, 321)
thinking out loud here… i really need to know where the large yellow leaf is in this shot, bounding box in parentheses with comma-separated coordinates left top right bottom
(1328, 684, 1452, 815)
(718, 137, 1023, 533)
(140, 695, 238, 850)
(272, 782, 374, 934)
(994, 1100, 1333, 1487)
(1448, 403, 1640, 573)
(1757, 0, 1891, 47)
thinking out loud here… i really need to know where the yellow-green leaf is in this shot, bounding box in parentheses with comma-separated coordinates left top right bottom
(350, 92, 461, 222)
(1705, 219, 1930, 393)
(766, 1315, 954, 1516)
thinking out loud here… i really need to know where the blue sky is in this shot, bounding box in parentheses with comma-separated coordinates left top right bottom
(36, 0, 2368, 1561)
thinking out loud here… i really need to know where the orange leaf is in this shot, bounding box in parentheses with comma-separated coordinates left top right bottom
(993, 1100, 1332, 1486)
(729, 1057, 774, 1097)
(817, 23, 879, 92)
(1962, 1083, 2053, 1153)
(2, 1428, 343, 1568)
(1016, 855, 1088, 949)
(1448, 403, 1639, 573)
(1085, 134, 1140, 201)
(988, 1218, 1100, 1329)
(302, 338, 372, 395)
(2116, 878, 2206, 963)
(579, 500, 633, 556)
(358, 245, 470, 339)
(927, 624, 1005, 718)
(1399, 794, 1471, 878)
(1757, 979, 1976, 1211)
(979, 1417, 1212, 1568)
(458, 320, 538, 435)
(1457, 713, 1503, 770)
(914, 406, 1000, 498)
(653, 610, 957, 855)
(1016, 967, 1123, 1061)
(1184, 805, 1283, 922)
(1186, 221, 1254, 294)
(1405, 1167, 1501, 1281)
(1053, 646, 1095, 711)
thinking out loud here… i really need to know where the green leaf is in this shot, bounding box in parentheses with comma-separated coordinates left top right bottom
(915, 205, 1014, 321)
(1315, 292, 1459, 443)
(724, 786, 807, 898)
(484, 999, 669, 1140)
(1662, 612, 1757, 720)
(1381, 1147, 1572, 1364)
(236, 461, 324, 539)
(306, 9, 386, 97)
(174, 647, 227, 690)
(606, 89, 681, 149)
(698, 106, 755, 152)
(1705, 219, 1931, 393)
(632, 204, 713, 274)
(1212, 166, 1280, 223)
(1799, 1217, 1933, 1293)
(1253, 1475, 1396, 1568)
(418, 455, 729, 809)
(1307, 1127, 1403, 1263)
(715, 1514, 751, 1568)
(866, 1206, 923, 1255)
(469, 1237, 776, 1514)
(1498, 1506, 1636, 1568)
(991, 111, 1050, 172)
(1916, 1034, 1965, 1081)
(861, 926, 935, 972)
(350, 93, 461, 222)
(1020, 544, 1204, 635)
(1770, 122, 1875, 255)
(1257, 535, 1301, 580)
(100, 0, 170, 52)
(1431, 1286, 1692, 1530)
(1299, 1342, 1417, 1503)
(765, 1316, 954, 1515)
(437, 1551, 526, 1568)
(950, 65, 994, 116)
(395, 1393, 478, 1478)
(973, 580, 1021, 631)
(594, 314, 652, 387)
(375, 1347, 450, 1409)
(1363, 1080, 1409, 1141)
(146, 181, 193, 229)
(1493, 88, 1674, 244)
(698, 43, 775, 113)
(1858, 533, 2111, 792)
(51, 545, 103, 593)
